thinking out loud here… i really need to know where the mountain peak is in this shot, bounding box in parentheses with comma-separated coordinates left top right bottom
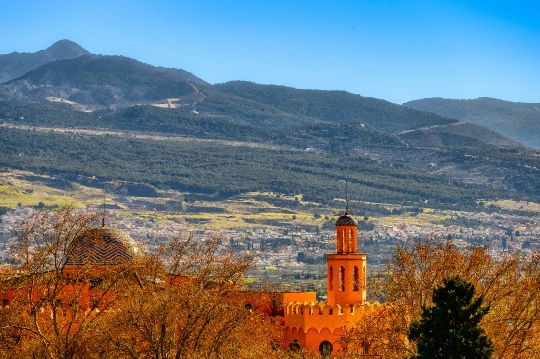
(44, 39, 90, 59)
(0, 40, 92, 83)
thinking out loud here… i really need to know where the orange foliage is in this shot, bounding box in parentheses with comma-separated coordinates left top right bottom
(0, 208, 281, 359)
(341, 239, 540, 358)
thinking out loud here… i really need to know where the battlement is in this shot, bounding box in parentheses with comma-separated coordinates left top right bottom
(284, 300, 381, 333)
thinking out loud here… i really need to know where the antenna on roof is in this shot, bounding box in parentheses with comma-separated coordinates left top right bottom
(102, 183, 106, 227)
(339, 180, 349, 215)
(345, 181, 349, 214)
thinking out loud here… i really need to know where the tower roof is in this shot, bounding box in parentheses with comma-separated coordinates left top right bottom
(335, 212, 358, 226)
(66, 226, 139, 266)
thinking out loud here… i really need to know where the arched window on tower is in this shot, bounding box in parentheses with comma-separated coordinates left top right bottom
(363, 265, 367, 291)
(329, 267, 334, 291)
(338, 266, 345, 291)
(353, 266, 359, 291)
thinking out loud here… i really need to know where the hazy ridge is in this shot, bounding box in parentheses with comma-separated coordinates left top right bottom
(404, 97, 540, 150)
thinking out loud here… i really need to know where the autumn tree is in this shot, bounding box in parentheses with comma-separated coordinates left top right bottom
(341, 238, 540, 358)
(407, 275, 493, 359)
(340, 303, 405, 358)
(1, 207, 281, 359)
(89, 234, 281, 359)
(0, 206, 137, 359)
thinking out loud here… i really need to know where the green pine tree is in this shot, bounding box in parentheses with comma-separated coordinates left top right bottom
(407, 275, 493, 359)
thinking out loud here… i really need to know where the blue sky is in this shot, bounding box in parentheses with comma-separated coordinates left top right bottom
(1, 0, 539, 104)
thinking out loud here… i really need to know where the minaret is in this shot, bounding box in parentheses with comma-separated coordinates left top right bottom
(326, 210, 367, 306)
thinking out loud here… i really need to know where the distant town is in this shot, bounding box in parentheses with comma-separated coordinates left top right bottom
(2, 206, 538, 299)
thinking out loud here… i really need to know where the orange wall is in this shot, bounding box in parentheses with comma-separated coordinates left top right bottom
(284, 326, 345, 353)
(327, 253, 366, 306)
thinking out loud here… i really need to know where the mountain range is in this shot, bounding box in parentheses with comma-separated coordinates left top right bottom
(0, 40, 538, 211)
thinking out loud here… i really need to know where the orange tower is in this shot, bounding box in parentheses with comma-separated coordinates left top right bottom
(283, 210, 371, 355)
(327, 211, 366, 306)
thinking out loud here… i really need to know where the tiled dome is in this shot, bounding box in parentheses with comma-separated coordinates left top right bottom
(66, 226, 139, 266)
(335, 212, 358, 226)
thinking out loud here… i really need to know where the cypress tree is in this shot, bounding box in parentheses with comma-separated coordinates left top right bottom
(408, 275, 493, 359)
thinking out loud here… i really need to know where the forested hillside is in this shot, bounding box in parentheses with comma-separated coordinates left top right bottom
(212, 81, 458, 133)
(0, 55, 198, 109)
(1, 127, 539, 210)
(157, 66, 208, 85)
(0, 101, 400, 148)
(1, 96, 539, 208)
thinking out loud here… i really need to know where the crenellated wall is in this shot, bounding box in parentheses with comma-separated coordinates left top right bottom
(283, 300, 381, 352)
